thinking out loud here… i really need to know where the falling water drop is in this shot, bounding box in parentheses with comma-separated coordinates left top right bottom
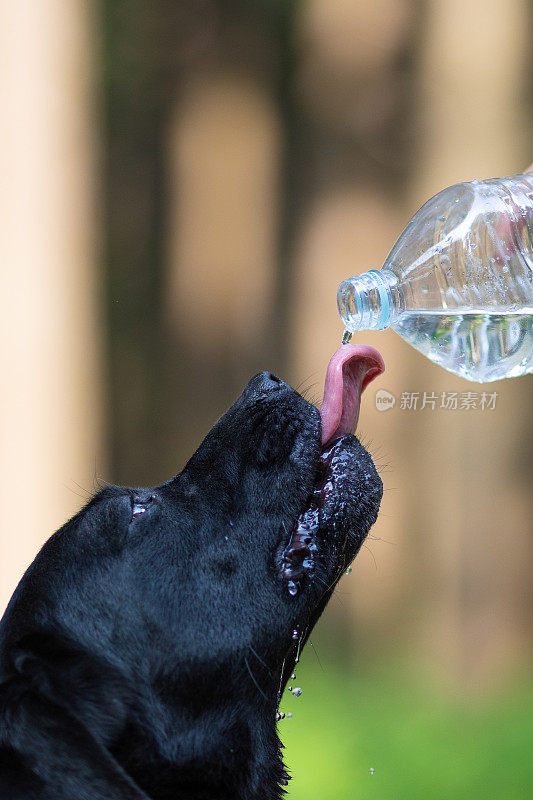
(287, 581, 298, 597)
(292, 629, 299, 639)
(370, 768, 375, 775)
(345, 566, 352, 575)
(291, 687, 302, 698)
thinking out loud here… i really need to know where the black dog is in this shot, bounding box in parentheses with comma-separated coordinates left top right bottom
(0, 359, 383, 800)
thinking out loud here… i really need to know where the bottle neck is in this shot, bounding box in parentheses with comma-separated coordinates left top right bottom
(337, 269, 402, 332)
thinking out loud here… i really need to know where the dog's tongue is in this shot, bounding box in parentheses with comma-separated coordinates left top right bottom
(320, 344, 385, 445)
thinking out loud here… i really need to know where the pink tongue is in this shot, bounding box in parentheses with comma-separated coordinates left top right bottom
(320, 344, 385, 445)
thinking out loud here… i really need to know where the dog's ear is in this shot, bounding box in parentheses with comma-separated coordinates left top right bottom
(0, 674, 150, 800)
(7, 630, 134, 740)
(0, 632, 150, 800)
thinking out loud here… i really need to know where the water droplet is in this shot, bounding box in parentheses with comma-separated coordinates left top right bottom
(287, 712, 293, 719)
(438, 215, 446, 222)
(132, 504, 146, 518)
(287, 581, 298, 596)
(288, 686, 292, 692)
(370, 768, 375, 775)
(345, 566, 352, 575)
(224, 535, 229, 541)
(292, 629, 299, 639)
(276, 711, 285, 721)
(291, 687, 302, 697)
(342, 329, 353, 345)
(291, 673, 296, 680)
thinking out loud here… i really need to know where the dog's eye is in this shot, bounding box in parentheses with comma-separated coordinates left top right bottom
(131, 494, 155, 521)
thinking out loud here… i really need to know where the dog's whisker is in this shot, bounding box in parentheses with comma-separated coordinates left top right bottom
(244, 655, 269, 701)
(367, 535, 396, 545)
(277, 656, 287, 702)
(294, 372, 321, 394)
(63, 482, 93, 501)
(248, 645, 272, 677)
(308, 639, 325, 672)
(361, 543, 378, 571)
(299, 380, 320, 399)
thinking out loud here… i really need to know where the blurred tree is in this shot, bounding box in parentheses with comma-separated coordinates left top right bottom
(0, 0, 103, 612)
(407, 0, 533, 685)
(101, 0, 299, 484)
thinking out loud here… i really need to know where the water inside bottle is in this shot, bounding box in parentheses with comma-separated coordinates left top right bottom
(393, 310, 533, 382)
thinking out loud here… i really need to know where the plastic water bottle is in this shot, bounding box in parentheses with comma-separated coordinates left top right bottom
(337, 173, 533, 382)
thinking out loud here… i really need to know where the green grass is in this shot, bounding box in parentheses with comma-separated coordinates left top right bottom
(279, 658, 533, 800)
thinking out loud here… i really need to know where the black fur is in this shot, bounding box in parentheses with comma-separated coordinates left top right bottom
(0, 371, 382, 799)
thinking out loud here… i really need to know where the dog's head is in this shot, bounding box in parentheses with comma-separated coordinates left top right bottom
(0, 345, 384, 797)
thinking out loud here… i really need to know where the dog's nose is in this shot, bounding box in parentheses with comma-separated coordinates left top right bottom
(264, 372, 285, 387)
(244, 371, 289, 396)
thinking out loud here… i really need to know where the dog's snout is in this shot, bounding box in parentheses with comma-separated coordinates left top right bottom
(244, 371, 288, 397)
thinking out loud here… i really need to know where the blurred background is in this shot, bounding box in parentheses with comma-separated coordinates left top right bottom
(1, 0, 533, 797)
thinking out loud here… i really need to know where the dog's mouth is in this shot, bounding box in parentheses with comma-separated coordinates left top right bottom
(279, 344, 384, 598)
